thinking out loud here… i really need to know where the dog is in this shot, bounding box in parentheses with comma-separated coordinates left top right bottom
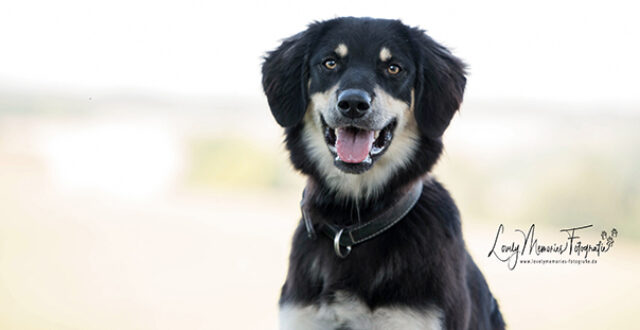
(262, 17, 505, 330)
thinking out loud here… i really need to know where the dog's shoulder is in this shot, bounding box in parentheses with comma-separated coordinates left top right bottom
(410, 177, 462, 240)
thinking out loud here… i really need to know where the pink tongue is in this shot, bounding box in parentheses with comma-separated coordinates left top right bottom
(336, 128, 375, 163)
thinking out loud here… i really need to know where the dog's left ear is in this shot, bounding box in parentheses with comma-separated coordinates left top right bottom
(410, 28, 467, 138)
(262, 27, 319, 127)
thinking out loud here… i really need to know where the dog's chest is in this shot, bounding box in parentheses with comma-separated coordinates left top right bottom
(280, 291, 443, 330)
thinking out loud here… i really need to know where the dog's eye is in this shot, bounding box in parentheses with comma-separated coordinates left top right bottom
(387, 64, 401, 75)
(323, 59, 337, 70)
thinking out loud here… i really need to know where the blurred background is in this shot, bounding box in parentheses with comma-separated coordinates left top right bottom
(1, 0, 639, 329)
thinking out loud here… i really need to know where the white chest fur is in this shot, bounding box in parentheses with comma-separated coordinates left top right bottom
(280, 292, 443, 330)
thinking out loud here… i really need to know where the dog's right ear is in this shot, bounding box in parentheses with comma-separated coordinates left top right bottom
(262, 28, 317, 127)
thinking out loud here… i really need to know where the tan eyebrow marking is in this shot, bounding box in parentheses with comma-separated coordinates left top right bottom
(335, 43, 348, 57)
(379, 47, 392, 61)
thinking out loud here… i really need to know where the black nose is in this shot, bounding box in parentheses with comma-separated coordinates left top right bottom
(337, 89, 372, 119)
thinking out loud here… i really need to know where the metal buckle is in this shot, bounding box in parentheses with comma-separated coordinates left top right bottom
(333, 228, 352, 258)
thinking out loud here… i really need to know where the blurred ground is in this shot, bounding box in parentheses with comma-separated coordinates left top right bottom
(1, 91, 639, 329)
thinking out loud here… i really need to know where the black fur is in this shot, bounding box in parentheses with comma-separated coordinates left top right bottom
(409, 28, 467, 139)
(262, 17, 504, 329)
(262, 24, 322, 127)
(283, 180, 504, 329)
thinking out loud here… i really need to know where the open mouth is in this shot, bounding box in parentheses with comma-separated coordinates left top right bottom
(321, 116, 397, 174)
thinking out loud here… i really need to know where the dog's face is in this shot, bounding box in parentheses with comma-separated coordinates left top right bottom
(263, 18, 466, 199)
(307, 22, 417, 175)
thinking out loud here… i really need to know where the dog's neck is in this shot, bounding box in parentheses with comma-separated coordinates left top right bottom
(300, 177, 425, 257)
(302, 176, 427, 225)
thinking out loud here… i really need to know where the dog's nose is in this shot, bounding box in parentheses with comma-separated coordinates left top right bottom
(337, 89, 371, 119)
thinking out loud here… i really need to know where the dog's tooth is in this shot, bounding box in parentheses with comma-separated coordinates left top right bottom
(370, 145, 382, 156)
(374, 130, 380, 139)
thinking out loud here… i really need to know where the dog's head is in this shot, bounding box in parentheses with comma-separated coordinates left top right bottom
(262, 17, 466, 199)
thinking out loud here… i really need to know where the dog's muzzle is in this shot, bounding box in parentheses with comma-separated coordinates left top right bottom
(320, 89, 398, 174)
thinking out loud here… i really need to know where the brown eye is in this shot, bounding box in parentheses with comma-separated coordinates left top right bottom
(323, 59, 337, 70)
(387, 64, 401, 75)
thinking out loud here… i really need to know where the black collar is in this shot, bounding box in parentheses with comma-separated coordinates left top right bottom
(300, 180, 424, 258)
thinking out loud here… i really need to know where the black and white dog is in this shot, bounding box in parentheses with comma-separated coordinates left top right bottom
(262, 17, 505, 330)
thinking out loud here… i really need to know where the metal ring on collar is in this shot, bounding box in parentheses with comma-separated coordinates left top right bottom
(333, 228, 352, 258)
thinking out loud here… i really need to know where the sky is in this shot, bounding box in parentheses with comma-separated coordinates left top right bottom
(1, 0, 639, 105)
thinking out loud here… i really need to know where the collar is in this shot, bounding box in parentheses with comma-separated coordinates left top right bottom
(300, 180, 424, 258)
